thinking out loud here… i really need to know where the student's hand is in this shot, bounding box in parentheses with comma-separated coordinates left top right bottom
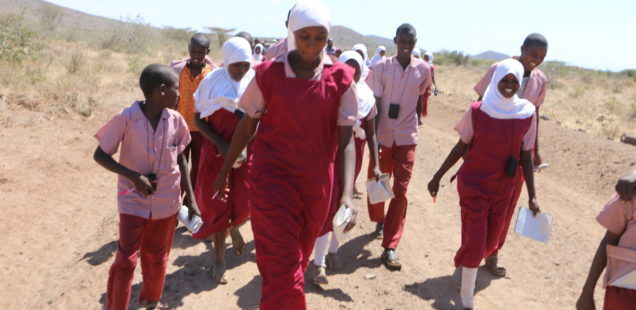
(529, 197, 541, 216)
(132, 174, 155, 196)
(575, 291, 596, 310)
(427, 177, 441, 199)
(212, 173, 231, 202)
(341, 197, 358, 233)
(533, 152, 543, 166)
(372, 167, 382, 180)
(616, 170, 636, 201)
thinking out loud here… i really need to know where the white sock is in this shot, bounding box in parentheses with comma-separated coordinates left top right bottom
(313, 233, 329, 267)
(328, 232, 340, 253)
(461, 267, 477, 309)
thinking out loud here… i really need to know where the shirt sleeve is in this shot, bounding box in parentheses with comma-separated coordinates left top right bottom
(522, 113, 538, 151)
(94, 111, 126, 155)
(535, 76, 548, 107)
(174, 115, 192, 154)
(418, 64, 432, 96)
(454, 109, 473, 144)
(338, 82, 359, 126)
(238, 78, 266, 118)
(367, 62, 384, 98)
(474, 64, 496, 97)
(596, 194, 631, 235)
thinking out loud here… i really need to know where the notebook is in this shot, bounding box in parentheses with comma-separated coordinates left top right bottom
(514, 206, 553, 243)
(366, 173, 394, 204)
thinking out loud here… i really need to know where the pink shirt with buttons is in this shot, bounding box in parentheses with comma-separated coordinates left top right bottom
(597, 194, 636, 287)
(366, 56, 431, 147)
(94, 101, 191, 220)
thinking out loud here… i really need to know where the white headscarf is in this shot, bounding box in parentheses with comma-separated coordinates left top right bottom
(287, 0, 332, 52)
(412, 48, 421, 58)
(352, 43, 370, 80)
(194, 37, 255, 118)
(339, 50, 375, 139)
(369, 45, 386, 68)
(480, 59, 535, 120)
(424, 51, 434, 66)
(253, 43, 264, 62)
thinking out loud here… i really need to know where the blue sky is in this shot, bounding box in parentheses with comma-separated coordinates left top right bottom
(47, 0, 635, 71)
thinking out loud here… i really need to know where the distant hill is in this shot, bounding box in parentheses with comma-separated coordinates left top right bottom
(329, 26, 396, 57)
(472, 50, 509, 61)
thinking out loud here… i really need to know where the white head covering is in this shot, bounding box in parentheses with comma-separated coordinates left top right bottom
(253, 43, 264, 61)
(339, 50, 375, 138)
(480, 59, 535, 120)
(194, 37, 255, 118)
(352, 43, 370, 80)
(412, 48, 421, 58)
(424, 51, 434, 66)
(369, 45, 386, 68)
(287, 0, 332, 52)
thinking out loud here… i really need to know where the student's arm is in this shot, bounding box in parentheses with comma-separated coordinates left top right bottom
(364, 117, 381, 180)
(576, 230, 621, 310)
(374, 96, 382, 128)
(212, 116, 260, 201)
(416, 95, 423, 124)
(533, 107, 542, 166)
(338, 125, 357, 232)
(178, 153, 200, 217)
(521, 149, 540, 215)
(93, 146, 154, 196)
(616, 170, 636, 201)
(427, 139, 469, 198)
(194, 112, 229, 156)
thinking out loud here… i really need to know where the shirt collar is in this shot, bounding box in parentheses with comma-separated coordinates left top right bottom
(131, 101, 171, 120)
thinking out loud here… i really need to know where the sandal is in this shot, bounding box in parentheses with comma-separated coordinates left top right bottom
(312, 265, 328, 285)
(381, 249, 402, 270)
(485, 256, 506, 277)
(374, 222, 384, 240)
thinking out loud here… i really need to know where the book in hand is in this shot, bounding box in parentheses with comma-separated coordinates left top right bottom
(514, 206, 553, 243)
(366, 173, 394, 204)
(607, 245, 636, 290)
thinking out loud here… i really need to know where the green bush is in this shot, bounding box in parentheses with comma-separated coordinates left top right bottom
(0, 13, 38, 63)
(100, 15, 151, 54)
(434, 50, 470, 66)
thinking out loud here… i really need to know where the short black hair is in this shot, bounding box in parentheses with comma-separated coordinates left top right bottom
(522, 33, 548, 48)
(235, 31, 254, 46)
(139, 64, 178, 98)
(190, 33, 210, 48)
(395, 23, 416, 37)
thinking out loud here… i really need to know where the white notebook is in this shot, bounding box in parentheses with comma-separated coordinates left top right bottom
(611, 271, 636, 290)
(366, 174, 394, 204)
(514, 207, 553, 243)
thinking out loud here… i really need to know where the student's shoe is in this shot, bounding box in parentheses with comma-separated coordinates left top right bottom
(325, 253, 342, 270)
(374, 222, 384, 239)
(381, 249, 402, 270)
(485, 256, 506, 277)
(312, 265, 328, 285)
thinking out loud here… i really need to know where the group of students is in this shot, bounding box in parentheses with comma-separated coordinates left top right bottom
(92, 0, 636, 309)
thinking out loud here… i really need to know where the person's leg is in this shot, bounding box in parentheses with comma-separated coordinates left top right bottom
(107, 214, 145, 310)
(229, 165, 251, 256)
(367, 145, 394, 236)
(312, 233, 329, 285)
(603, 286, 636, 310)
(454, 195, 490, 269)
(212, 230, 228, 284)
(325, 232, 341, 270)
(460, 266, 478, 309)
(137, 215, 176, 307)
(189, 131, 204, 187)
(489, 175, 524, 260)
(381, 145, 416, 254)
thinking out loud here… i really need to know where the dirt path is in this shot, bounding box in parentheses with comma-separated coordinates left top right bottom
(0, 93, 634, 309)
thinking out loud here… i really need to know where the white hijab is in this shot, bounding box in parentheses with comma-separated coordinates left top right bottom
(424, 51, 434, 66)
(480, 58, 535, 120)
(352, 43, 370, 80)
(194, 37, 255, 118)
(369, 45, 386, 68)
(287, 0, 331, 52)
(412, 48, 421, 58)
(253, 43, 264, 61)
(339, 50, 375, 138)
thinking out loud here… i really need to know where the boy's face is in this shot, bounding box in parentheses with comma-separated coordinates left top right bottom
(228, 62, 251, 82)
(188, 43, 210, 67)
(293, 26, 328, 62)
(345, 59, 361, 83)
(498, 73, 520, 99)
(161, 76, 180, 110)
(394, 32, 417, 60)
(519, 45, 547, 73)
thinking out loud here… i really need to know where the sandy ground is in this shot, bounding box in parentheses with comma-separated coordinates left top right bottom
(0, 93, 634, 310)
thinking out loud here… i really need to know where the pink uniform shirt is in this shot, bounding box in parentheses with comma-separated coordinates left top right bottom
(239, 52, 358, 126)
(474, 58, 547, 107)
(597, 195, 636, 287)
(263, 38, 288, 62)
(367, 56, 432, 146)
(94, 101, 191, 220)
(454, 108, 537, 151)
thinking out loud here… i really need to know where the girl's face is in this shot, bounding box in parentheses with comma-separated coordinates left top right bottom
(255, 46, 262, 54)
(379, 50, 386, 57)
(423, 55, 430, 62)
(293, 26, 328, 62)
(345, 59, 361, 83)
(228, 62, 251, 81)
(519, 45, 547, 73)
(394, 31, 417, 60)
(497, 73, 519, 99)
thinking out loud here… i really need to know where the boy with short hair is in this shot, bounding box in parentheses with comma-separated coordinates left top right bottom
(94, 63, 199, 310)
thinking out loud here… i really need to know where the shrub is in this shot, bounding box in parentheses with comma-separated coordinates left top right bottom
(0, 13, 38, 63)
(100, 15, 151, 53)
(39, 3, 63, 33)
(66, 53, 85, 74)
(434, 50, 470, 66)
